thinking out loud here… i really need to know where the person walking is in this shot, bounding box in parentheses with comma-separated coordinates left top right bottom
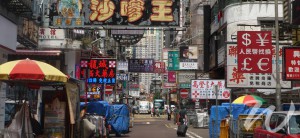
(155, 107, 160, 117)
(151, 107, 154, 117)
(177, 107, 188, 125)
(166, 106, 171, 120)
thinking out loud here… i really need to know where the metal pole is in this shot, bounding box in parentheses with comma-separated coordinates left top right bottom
(275, 0, 282, 111)
(214, 85, 219, 138)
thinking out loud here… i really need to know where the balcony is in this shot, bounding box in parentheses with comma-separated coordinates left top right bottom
(3, 0, 33, 17)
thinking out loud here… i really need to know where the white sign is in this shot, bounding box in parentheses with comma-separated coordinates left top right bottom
(116, 73, 128, 80)
(0, 83, 6, 130)
(179, 62, 198, 69)
(129, 91, 140, 97)
(38, 28, 68, 48)
(190, 80, 230, 100)
(117, 61, 128, 71)
(39, 28, 65, 40)
(226, 44, 291, 88)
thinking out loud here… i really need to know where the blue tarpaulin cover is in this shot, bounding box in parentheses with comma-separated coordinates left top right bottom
(107, 104, 130, 135)
(80, 101, 109, 117)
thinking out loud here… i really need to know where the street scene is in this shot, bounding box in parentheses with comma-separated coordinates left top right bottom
(1, 0, 300, 138)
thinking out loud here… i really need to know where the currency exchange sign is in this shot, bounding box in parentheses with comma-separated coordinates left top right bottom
(237, 31, 273, 73)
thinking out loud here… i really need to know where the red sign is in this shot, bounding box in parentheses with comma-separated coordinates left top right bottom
(283, 47, 300, 80)
(154, 61, 166, 73)
(105, 85, 113, 95)
(237, 31, 273, 73)
(168, 71, 176, 83)
(222, 90, 230, 99)
(180, 89, 189, 99)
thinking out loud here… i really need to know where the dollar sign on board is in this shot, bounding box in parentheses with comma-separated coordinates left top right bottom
(242, 33, 251, 46)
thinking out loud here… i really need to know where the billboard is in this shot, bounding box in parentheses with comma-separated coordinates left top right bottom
(237, 31, 273, 73)
(80, 59, 117, 84)
(82, 0, 180, 26)
(226, 43, 291, 88)
(128, 59, 154, 72)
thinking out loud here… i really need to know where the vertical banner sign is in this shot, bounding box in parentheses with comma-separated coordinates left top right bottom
(227, 43, 292, 88)
(237, 31, 273, 73)
(190, 80, 230, 100)
(154, 61, 166, 73)
(80, 59, 117, 84)
(168, 71, 176, 83)
(283, 47, 300, 80)
(168, 51, 179, 70)
(128, 59, 154, 72)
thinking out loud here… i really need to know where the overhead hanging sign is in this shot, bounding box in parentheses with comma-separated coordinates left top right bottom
(80, 59, 117, 84)
(237, 31, 273, 73)
(82, 0, 180, 26)
(128, 59, 154, 73)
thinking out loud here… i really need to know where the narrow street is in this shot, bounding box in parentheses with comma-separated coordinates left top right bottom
(109, 114, 209, 138)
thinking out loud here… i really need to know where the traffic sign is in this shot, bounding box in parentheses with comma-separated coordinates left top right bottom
(180, 89, 189, 99)
(105, 85, 113, 95)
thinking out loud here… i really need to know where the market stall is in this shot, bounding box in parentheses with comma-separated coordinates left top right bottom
(0, 58, 81, 138)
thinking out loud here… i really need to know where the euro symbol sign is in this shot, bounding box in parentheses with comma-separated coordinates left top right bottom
(242, 33, 251, 46)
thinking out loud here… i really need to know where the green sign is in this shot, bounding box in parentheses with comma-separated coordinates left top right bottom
(167, 51, 179, 70)
(179, 83, 191, 88)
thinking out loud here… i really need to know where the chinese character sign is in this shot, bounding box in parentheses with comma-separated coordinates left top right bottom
(227, 43, 291, 88)
(283, 47, 300, 80)
(167, 51, 179, 70)
(237, 31, 273, 73)
(190, 80, 230, 100)
(168, 71, 176, 83)
(83, 0, 180, 26)
(154, 61, 165, 73)
(128, 59, 154, 72)
(80, 59, 116, 84)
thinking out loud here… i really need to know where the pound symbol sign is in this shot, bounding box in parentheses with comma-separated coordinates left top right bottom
(242, 33, 251, 46)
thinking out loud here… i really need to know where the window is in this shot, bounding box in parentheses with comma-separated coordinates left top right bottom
(268, 114, 278, 130)
(289, 115, 300, 134)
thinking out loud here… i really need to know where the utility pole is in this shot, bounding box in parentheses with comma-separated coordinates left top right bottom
(275, 0, 282, 111)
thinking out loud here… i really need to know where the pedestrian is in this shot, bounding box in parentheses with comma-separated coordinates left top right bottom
(155, 108, 160, 117)
(177, 107, 188, 125)
(173, 106, 178, 124)
(152, 107, 156, 117)
(132, 106, 135, 117)
(166, 106, 171, 120)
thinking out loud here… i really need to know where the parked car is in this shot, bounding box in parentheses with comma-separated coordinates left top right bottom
(254, 111, 300, 138)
